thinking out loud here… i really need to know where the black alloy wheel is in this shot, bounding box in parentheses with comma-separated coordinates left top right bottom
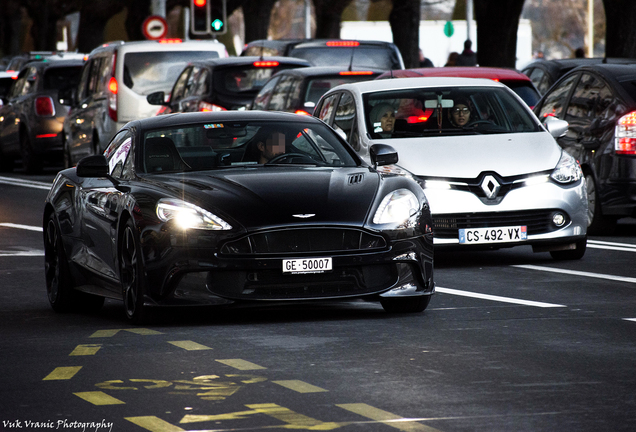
(585, 172, 616, 235)
(380, 295, 431, 313)
(44, 213, 75, 312)
(120, 219, 147, 323)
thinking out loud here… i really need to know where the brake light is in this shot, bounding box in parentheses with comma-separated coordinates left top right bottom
(36, 133, 57, 139)
(339, 71, 373, 76)
(253, 61, 279, 67)
(108, 77, 118, 94)
(615, 111, 636, 155)
(159, 39, 182, 44)
(295, 110, 311, 116)
(326, 41, 360, 47)
(108, 76, 118, 122)
(35, 96, 55, 116)
(199, 101, 226, 112)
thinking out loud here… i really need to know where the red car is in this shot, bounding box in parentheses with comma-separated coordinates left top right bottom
(376, 67, 541, 108)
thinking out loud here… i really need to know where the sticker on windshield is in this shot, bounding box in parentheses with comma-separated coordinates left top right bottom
(204, 123, 224, 129)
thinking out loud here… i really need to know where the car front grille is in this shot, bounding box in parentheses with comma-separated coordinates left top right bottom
(433, 209, 567, 238)
(220, 228, 387, 256)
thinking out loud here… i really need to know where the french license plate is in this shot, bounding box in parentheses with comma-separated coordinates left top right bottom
(282, 257, 332, 274)
(459, 226, 527, 244)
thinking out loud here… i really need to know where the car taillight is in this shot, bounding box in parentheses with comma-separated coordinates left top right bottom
(158, 39, 182, 43)
(294, 110, 311, 116)
(326, 41, 359, 47)
(199, 101, 226, 112)
(35, 96, 55, 116)
(339, 71, 374, 76)
(253, 61, 279, 67)
(108, 77, 118, 122)
(615, 110, 636, 156)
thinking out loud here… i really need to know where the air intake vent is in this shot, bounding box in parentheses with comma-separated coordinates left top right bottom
(348, 173, 364, 185)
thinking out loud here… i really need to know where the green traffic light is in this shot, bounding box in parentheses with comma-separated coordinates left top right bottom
(211, 19, 224, 31)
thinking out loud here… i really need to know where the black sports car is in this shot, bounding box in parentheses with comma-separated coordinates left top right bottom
(43, 111, 434, 323)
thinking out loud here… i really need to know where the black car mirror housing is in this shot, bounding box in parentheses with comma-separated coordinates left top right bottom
(370, 143, 398, 166)
(147, 91, 167, 106)
(76, 155, 109, 178)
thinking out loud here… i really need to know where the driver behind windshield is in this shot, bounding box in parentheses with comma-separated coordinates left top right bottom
(256, 130, 286, 163)
(449, 97, 472, 127)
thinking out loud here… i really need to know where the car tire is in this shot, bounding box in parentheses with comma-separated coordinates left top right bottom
(44, 212, 77, 312)
(20, 132, 43, 174)
(0, 147, 15, 172)
(62, 135, 73, 169)
(550, 237, 587, 260)
(120, 219, 149, 324)
(381, 295, 431, 313)
(585, 172, 616, 235)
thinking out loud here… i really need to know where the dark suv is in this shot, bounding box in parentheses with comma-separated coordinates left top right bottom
(0, 59, 84, 172)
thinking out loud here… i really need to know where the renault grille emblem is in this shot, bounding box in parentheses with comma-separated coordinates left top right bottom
(481, 175, 500, 199)
(292, 214, 315, 218)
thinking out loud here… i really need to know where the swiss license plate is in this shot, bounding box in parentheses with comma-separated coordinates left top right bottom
(282, 257, 332, 274)
(459, 226, 527, 244)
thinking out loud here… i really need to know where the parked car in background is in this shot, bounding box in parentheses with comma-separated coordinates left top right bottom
(314, 77, 588, 259)
(533, 64, 636, 234)
(376, 66, 541, 108)
(522, 57, 636, 95)
(60, 39, 228, 168)
(0, 59, 84, 172)
(251, 66, 382, 115)
(43, 111, 434, 323)
(146, 56, 310, 115)
(288, 40, 404, 71)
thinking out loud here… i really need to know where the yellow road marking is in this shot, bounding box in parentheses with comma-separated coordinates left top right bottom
(89, 328, 162, 337)
(247, 404, 340, 430)
(69, 344, 102, 356)
(74, 391, 125, 405)
(42, 366, 82, 380)
(216, 359, 267, 370)
(125, 416, 185, 432)
(167, 340, 212, 351)
(181, 410, 260, 423)
(273, 380, 328, 393)
(337, 403, 441, 432)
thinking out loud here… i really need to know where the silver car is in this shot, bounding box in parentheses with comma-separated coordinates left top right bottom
(314, 77, 588, 260)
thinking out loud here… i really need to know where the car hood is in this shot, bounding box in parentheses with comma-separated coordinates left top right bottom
(153, 167, 380, 229)
(378, 131, 562, 178)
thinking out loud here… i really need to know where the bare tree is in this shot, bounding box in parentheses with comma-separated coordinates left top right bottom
(313, 0, 355, 38)
(603, 0, 636, 58)
(389, 0, 420, 68)
(474, 0, 526, 67)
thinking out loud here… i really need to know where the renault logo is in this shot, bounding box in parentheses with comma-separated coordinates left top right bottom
(481, 175, 500, 199)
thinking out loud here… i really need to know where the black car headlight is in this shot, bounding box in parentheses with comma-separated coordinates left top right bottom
(550, 151, 582, 184)
(373, 189, 420, 227)
(156, 198, 232, 230)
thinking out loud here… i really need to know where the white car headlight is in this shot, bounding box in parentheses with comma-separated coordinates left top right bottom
(156, 198, 232, 230)
(550, 151, 582, 184)
(373, 189, 420, 225)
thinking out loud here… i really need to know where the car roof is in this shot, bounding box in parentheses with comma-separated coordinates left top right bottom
(273, 66, 384, 78)
(328, 76, 506, 95)
(88, 39, 227, 56)
(189, 56, 310, 68)
(128, 110, 325, 131)
(23, 58, 85, 70)
(377, 67, 532, 82)
(292, 40, 398, 49)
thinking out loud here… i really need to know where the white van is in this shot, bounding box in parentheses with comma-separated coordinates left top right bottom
(62, 39, 228, 167)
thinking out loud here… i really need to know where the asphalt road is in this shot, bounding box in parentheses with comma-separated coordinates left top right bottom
(1, 170, 635, 432)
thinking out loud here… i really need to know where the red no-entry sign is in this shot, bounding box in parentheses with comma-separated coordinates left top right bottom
(142, 16, 168, 40)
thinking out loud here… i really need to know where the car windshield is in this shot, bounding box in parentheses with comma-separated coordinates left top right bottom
(123, 51, 220, 95)
(214, 65, 302, 94)
(363, 86, 542, 138)
(43, 66, 82, 91)
(290, 47, 400, 70)
(142, 120, 358, 173)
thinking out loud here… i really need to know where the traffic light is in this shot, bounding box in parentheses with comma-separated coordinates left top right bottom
(191, 0, 209, 35)
(209, 0, 227, 35)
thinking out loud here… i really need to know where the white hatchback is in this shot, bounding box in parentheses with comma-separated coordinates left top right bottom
(315, 77, 588, 260)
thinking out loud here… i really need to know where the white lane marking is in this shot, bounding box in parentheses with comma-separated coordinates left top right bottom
(588, 240, 636, 253)
(0, 250, 44, 257)
(513, 264, 636, 284)
(0, 176, 52, 190)
(436, 286, 566, 308)
(0, 223, 43, 232)
(624, 318, 636, 323)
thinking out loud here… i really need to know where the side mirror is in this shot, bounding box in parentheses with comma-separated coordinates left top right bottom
(370, 143, 398, 166)
(544, 116, 569, 138)
(76, 155, 108, 178)
(147, 91, 167, 106)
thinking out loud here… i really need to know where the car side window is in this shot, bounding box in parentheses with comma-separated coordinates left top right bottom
(316, 93, 339, 125)
(285, 78, 303, 110)
(268, 76, 295, 111)
(537, 73, 579, 120)
(184, 66, 201, 97)
(251, 76, 280, 110)
(333, 92, 356, 142)
(97, 56, 113, 96)
(87, 58, 103, 96)
(172, 67, 192, 102)
(193, 69, 210, 96)
(105, 131, 133, 179)
(528, 68, 550, 94)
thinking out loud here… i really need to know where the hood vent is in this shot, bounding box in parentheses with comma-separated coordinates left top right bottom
(348, 173, 364, 185)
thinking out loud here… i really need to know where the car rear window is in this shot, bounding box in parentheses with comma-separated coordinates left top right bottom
(305, 75, 377, 104)
(43, 66, 83, 91)
(123, 51, 220, 95)
(502, 81, 541, 107)
(214, 64, 304, 95)
(289, 46, 400, 70)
